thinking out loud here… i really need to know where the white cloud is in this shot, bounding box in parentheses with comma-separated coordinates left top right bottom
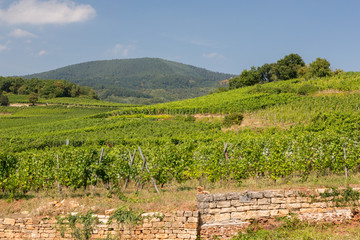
(112, 44, 135, 57)
(202, 52, 225, 59)
(0, 0, 96, 25)
(38, 49, 47, 56)
(9, 28, 37, 38)
(0, 41, 10, 51)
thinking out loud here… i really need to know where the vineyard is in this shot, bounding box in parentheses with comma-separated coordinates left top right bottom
(1, 72, 360, 199)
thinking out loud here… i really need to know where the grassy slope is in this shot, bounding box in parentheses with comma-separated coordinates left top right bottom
(2, 72, 360, 228)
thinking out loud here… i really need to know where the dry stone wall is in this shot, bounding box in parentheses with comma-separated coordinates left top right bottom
(198, 188, 359, 239)
(0, 188, 359, 240)
(0, 211, 198, 240)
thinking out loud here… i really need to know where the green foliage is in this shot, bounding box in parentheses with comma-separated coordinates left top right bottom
(2, 73, 360, 195)
(0, 76, 99, 99)
(229, 67, 260, 89)
(108, 207, 143, 227)
(319, 186, 360, 207)
(57, 211, 99, 240)
(273, 53, 305, 80)
(0, 94, 9, 106)
(28, 92, 38, 105)
(223, 113, 244, 127)
(309, 58, 332, 78)
(296, 84, 319, 95)
(257, 63, 275, 83)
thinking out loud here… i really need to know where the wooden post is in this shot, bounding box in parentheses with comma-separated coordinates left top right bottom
(138, 146, 160, 194)
(224, 143, 229, 163)
(92, 148, 105, 195)
(343, 143, 348, 179)
(136, 152, 146, 192)
(124, 149, 136, 191)
(56, 155, 63, 196)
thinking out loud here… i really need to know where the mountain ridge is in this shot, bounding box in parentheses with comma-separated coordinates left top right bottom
(24, 58, 235, 104)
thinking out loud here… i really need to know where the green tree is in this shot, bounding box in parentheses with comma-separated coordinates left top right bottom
(257, 63, 275, 83)
(273, 53, 305, 80)
(0, 94, 9, 106)
(308, 58, 332, 78)
(28, 92, 38, 106)
(229, 67, 260, 89)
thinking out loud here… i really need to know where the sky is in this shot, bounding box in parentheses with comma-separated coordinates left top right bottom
(0, 0, 360, 76)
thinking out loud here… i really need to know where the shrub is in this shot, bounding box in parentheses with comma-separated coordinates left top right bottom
(297, 84, 318, 95)
(0, 94, 9, 106)
(223, 113, 243, 127)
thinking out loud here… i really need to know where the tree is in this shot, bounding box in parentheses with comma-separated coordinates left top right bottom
(308, 58, 331, 78)
(257, 63, 275, 83)
(229, 67, 260, 89)
(28, 92, 38, 106)
(273, 53, 305, 80)
(0, 94, 9, 106)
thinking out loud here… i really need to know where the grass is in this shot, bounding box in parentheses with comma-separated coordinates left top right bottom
(231, 220, 360, 240)
(1, 172, 359, 218)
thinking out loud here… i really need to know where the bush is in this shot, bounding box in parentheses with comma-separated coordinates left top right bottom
(223, 113, 243, 127)
(0, 94, 9, 106)
(297, 84, 318, 95)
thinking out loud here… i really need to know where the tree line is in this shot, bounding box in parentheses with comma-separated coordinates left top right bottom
(228, 53, 342, 89)
(0, 76, 99, 106)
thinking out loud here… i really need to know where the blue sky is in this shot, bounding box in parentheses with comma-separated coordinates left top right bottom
(0, 0, 359, 76)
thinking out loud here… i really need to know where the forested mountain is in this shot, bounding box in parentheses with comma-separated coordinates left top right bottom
(24, 58, 234, 104)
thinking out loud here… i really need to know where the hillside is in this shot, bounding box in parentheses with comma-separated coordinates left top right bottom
(24, 58, 234, 104)
(3, 71, 360, 233)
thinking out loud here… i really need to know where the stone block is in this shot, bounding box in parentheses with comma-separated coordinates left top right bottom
(192, 211, 199, 217)
(271, 198, 286, 204)
(156, 233, 168, 238)
(197, 194, 213, 202)
(231, 200, 241, 207)
(214, 193, 227, 201)
(201, 214, 215, 223)
(248, 191, 264, 199)
(184, 211, 193, 217)
(236, 206, 251, 211)
(217, 201, 231, 208)
(270, 210, 279, 216)
(226, 192, 240, 200)
(209, 202, 217, 208)
(215, 213, 230, 222)
(264, 190, 284, 198)
(247, 210, 270, 219)
(197, 201, 209, 209)
(153, 222, 165, 228)
(258, 198, 270, 205)
(4, 219, 15, 225)
(231, 212, 246, 220)
(239, 194, 252, 203)
(177, 233, 190, 239)
(310, 202, 327, 208)
(185, 222, 198, 229)
(278, 209, 289, 216)
(176, 210, 184, 217)
(176, 217, 187, 222)
(172, 222, 185, 228)
(209, 208, 220, 214)
(220, 207, 236, 213)
(187, 217, 198, 223)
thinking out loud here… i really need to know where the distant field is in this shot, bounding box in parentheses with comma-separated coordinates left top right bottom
(6, 94, 135, 107)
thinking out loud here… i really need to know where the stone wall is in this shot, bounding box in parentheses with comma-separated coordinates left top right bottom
(0, 188, 359, 240)
(0, 211, 198, 240)
(197, 188, 359, 239)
